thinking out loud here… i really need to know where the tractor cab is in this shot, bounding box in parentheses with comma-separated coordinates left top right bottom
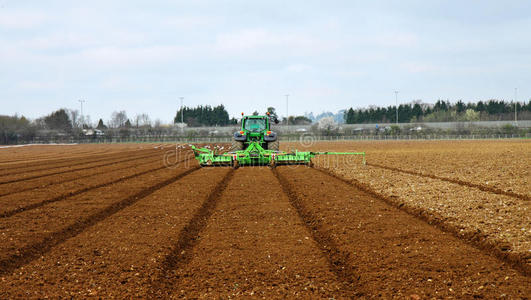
(232, 113, 279, 151)
(243, 117, 268, 133)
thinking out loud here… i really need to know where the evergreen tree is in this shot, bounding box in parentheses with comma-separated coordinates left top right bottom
(343, 99, 526, 123)
(476, 101, 485, 112)
(96, 119, 107, 129)
(412, 103, 423, 120)
(174, 104, 231, 126)
(456, 100, 466, 113)
(345, 108, 355, 124)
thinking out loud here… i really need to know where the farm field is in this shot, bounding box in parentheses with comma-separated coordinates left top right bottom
(0, 142, 529, 298)
(296, 140, 530, 273)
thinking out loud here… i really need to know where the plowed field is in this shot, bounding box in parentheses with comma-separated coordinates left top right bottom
(0, 142, 529, 298)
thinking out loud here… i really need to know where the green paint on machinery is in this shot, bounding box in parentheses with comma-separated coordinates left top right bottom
(190, 113, 366, 168)
(191, 141, 366, 169)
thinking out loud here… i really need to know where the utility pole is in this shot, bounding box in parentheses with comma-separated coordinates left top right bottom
(78, 99, 85, 127)
(285, 94, 289, 126)
(514, 88, 518, 125)
(180, 97, 184, 134)
(394, 91, 399, 125)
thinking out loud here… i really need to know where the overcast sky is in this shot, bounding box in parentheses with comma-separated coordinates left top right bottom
(1, 0, 530, 123)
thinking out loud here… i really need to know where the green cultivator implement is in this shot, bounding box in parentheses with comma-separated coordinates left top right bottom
(191, 141, 365, 169)
(190, 112, 365, 169)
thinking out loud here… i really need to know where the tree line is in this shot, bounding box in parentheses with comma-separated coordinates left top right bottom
(174, 105, 235, 126)
(1, 104, 311, 144)
(345, 99, 531, 124)
(0, 108, 163, 144)
(2, 99, 530, 144)
(173, 105, 312, 127)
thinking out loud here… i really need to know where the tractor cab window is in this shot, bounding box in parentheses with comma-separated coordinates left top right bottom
(244, 118, 266, 133)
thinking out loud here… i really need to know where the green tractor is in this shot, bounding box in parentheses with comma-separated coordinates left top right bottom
(231, 113, 280, 152)
(191, 112, 366, 168)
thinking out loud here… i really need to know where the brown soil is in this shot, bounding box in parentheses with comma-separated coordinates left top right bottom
(299, 140, 530, 271)
(0, 144, 166, 169)
(0, 147, 167, 179)
(154, 167, 352, 298)
(289, 139, 530, 197)
(0, 149, 168, 194)
(277, 166, 530, 298)
(0, 143, 529, 298)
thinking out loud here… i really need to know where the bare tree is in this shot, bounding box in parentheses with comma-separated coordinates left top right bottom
(110, 111, 128, 128)
(68, 109, 80, 128)
(152, 118, 163, 135)
(134, 113, 151, 127)
(83, 115, 92, 129)
(318, 116, 338, 135)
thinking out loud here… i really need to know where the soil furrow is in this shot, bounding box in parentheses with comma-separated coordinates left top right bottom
(0, 144, 169, 168)
(155, 167, 352, 298)
(0, 152, 168, 197)
(272, 167, 363, 295)
(0, 166, 200, 276)
(314, 165, 531, 276)
(0, 147, 156, 176)
(279, 166, 530, 298)
(0, 150, 163, 185)
(153, 168, 235, 284)
(0, 148, 109, 164)
(0, 147, 142, 171)
(368, 162, 530, 201)
(0, 142, 527, 297)
(0, 156, 197, 264)
(0, 168, 228, 298)
(0, 155, 193, 217)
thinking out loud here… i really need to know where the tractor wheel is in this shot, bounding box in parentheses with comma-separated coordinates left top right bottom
(230, 140, 244, 152)
(268, 140, 280, 151)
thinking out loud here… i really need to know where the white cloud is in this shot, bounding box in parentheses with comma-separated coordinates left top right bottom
(99, 75, 151, 91)
(215, 29, 283, 52)
(365, 32, 419, 47)
(100, 76, 127, 90)
(285, 64, 312, 72)
(0, 11, 48, 29)
(214, 28, 334, 56)
(162, 15, 222, 29)
(400, 62, 441, 73)
(19, 31, 146, 50)
(69, 45, 189, 67)
(1, 1, 530, 120)
(16, 80, 63, 90)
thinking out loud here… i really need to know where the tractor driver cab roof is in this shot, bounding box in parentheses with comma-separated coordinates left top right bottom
(243, 115, 267, 118)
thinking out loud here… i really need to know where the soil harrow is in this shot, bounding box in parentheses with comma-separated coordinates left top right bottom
(192, 142, 365, 168)
(191, 141, 365, 168)
(191, 112, 365, 168)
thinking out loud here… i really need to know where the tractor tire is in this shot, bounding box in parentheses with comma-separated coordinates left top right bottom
(268, 140, 280, 151)
(230, 140, 244, 152)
